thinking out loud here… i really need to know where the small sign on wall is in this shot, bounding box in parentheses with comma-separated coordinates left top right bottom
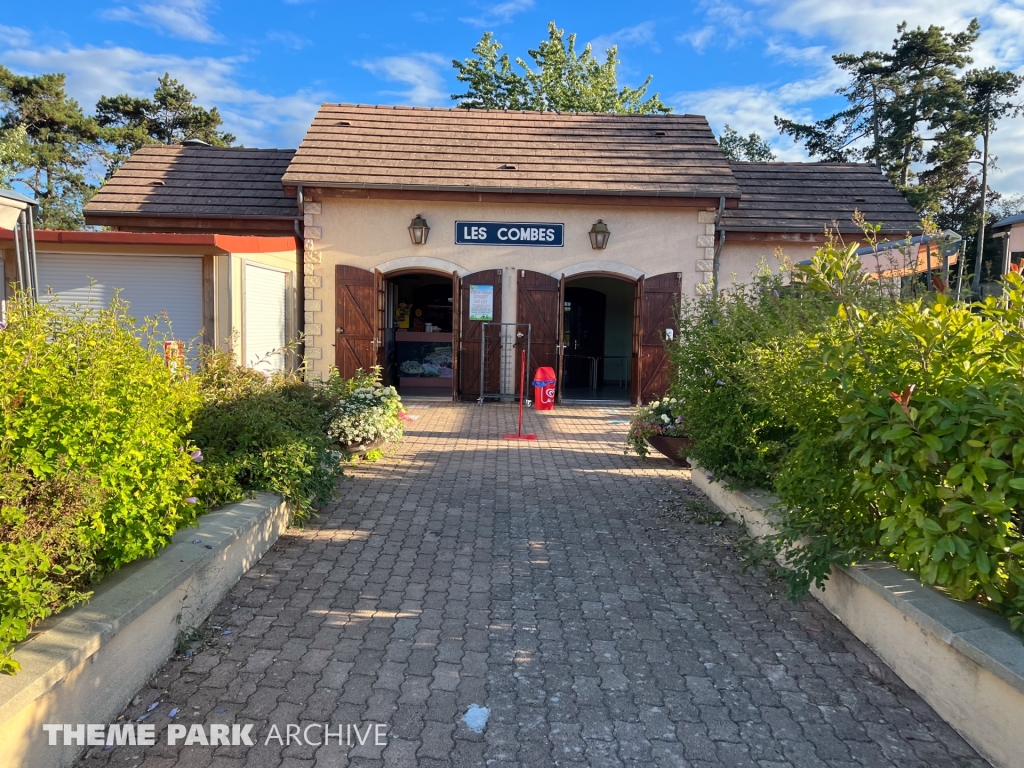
(468, 285, 494, 321)
(456, 221, 564, 247)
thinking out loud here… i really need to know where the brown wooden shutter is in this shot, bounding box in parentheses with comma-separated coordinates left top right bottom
(638, 272, 682, 403)
(515, 270, 560, 394)
(334, 265, 378, 379)
(451, 271, 461, 401)
(458, 270, 503, 400)
(631, 277, 643, 404)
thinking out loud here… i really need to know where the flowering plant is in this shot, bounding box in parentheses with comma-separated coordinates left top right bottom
(625, 397, 687, 458)
(324, 367, 406, 451)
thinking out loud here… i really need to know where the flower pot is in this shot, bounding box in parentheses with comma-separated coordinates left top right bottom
(646, 435, 693, 467)
(340, 438, 385, 455)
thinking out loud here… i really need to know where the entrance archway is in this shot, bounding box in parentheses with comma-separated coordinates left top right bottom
(515, 268, 682, 404)
(382, 269, 457, 398)
(562, 275, 634, 401)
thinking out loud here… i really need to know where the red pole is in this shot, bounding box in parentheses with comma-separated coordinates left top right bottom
(503, 347, 536, 440)
(517, 349, 526, 436)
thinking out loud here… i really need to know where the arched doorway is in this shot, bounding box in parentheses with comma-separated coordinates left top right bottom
(516, 268, 681, 404)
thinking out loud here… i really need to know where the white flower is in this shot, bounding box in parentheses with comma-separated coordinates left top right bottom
(660, 414, 670, 423)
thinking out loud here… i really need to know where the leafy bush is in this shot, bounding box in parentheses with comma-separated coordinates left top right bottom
(674, 237, 1024, 630)
(322, 367, 406, 452)
(625, 397, 687, 458)
(668, 267, 834, 486)
(188, 347, 343, 522)
(0, 295, 199, 672)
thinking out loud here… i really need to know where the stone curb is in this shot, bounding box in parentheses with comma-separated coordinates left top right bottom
(0, 492, 292, 768)
(689, 466, 1023, 768)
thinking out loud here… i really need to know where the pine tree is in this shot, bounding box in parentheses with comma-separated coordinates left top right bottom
(96, 73, 236, 175)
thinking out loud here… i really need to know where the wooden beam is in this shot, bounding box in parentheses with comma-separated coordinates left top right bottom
(83, 215, 297, 235)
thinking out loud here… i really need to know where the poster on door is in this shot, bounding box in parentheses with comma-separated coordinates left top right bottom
(468, 285, 494, 321)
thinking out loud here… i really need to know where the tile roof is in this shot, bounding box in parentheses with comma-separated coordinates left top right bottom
(722, 162, 922, 234)
(282, 104, 741, 199)
(84, 145, 299, 221)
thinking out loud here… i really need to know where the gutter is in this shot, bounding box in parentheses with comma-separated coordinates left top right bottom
(712, 196, 725, 298)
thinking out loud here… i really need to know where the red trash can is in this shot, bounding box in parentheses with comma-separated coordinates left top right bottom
(532, 366, 557, 411)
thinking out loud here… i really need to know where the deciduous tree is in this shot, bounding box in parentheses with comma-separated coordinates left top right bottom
(718, 125, 776, 162)
(453, 22, 670, 114)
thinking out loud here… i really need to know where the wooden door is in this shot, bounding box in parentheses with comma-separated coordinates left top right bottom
(335, 265, 379, 379)
(375, 269, 385, 369)
(451, 271, 461, 401)
(631, 278, 643, 404)
(515, 270, 559, 396)
(458, 270, 503, 400)
(639, 272, 682, 403)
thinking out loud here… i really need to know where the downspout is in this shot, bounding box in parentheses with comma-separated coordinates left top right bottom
(294, 185, 305, 372)
(712, 196, 725, 298)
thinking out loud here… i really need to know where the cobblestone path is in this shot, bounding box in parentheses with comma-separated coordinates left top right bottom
(82, 403, 986, 768)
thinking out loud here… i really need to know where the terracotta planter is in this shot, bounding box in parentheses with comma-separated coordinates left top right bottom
(340, 438, 385, 455)
(646, 435, 693, 467)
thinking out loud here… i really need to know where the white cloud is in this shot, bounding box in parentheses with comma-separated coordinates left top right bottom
(678, 26, 715, 54)
(590, 21, 658, 55)
(0, 25, 32, 48)
(102, 0, 222, 44)
(672, 67, 848, 162)
(460, 0, 533, 28)
(267, 30, 312, 50)
(358, 53, 449, 106)
(1, 44, 326, 148)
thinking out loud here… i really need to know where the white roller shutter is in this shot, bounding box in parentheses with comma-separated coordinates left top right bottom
(37, 252, 204, 343)
(244, 262, 287, 372)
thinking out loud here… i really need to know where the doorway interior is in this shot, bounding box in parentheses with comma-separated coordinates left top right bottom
(561, 276, 633, 401)
(383, 272, 454, 398)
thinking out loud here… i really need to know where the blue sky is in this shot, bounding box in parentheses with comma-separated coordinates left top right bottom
(4, 0, 1024, 193)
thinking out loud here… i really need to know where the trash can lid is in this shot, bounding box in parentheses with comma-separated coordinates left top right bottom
(534, 366, 556, 380)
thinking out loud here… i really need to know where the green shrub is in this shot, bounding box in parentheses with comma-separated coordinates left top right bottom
(668, 267, 833, 486)
(0, 295, 199, 672)
(188, 348, 343, 521)
(722, 243, 1024, 630)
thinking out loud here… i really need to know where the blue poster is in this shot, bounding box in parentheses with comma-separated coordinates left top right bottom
(455, 221, 564, 247)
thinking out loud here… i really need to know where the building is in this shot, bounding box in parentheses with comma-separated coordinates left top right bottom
(1, 228, 301, 372)
(79, 105, 925, 402)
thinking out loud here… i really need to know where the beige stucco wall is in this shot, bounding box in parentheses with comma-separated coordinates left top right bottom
(301, 197, 715, 379)
(717, 241, 814, 288)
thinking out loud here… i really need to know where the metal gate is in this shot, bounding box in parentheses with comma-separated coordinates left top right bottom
(478, 322, 531, 405)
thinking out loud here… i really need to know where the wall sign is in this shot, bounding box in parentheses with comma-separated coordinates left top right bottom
(456, 221, 564, 247)
(468, 285, 494, 321)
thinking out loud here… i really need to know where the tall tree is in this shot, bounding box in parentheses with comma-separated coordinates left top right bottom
(453, 22, 670, 114)
(718, 125, 776, 162)
(775, 20, 979, 199)
(0, 66, 102, 229)
(451, 33, 530, 110)
(0, 126, 30, 188)
(957, 68, 1023, 292)
(96, 73, 235, 175)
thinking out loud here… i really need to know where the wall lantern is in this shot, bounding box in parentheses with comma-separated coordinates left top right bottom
(408, 214, 430, 245)
(589, 219, 611, 250)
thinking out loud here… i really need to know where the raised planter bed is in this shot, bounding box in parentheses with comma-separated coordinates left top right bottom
(689, 466, 1024, 768)
(0, 493, 292, 768)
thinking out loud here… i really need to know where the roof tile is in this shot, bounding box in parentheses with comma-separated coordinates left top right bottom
(281, 104, 741, 198)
